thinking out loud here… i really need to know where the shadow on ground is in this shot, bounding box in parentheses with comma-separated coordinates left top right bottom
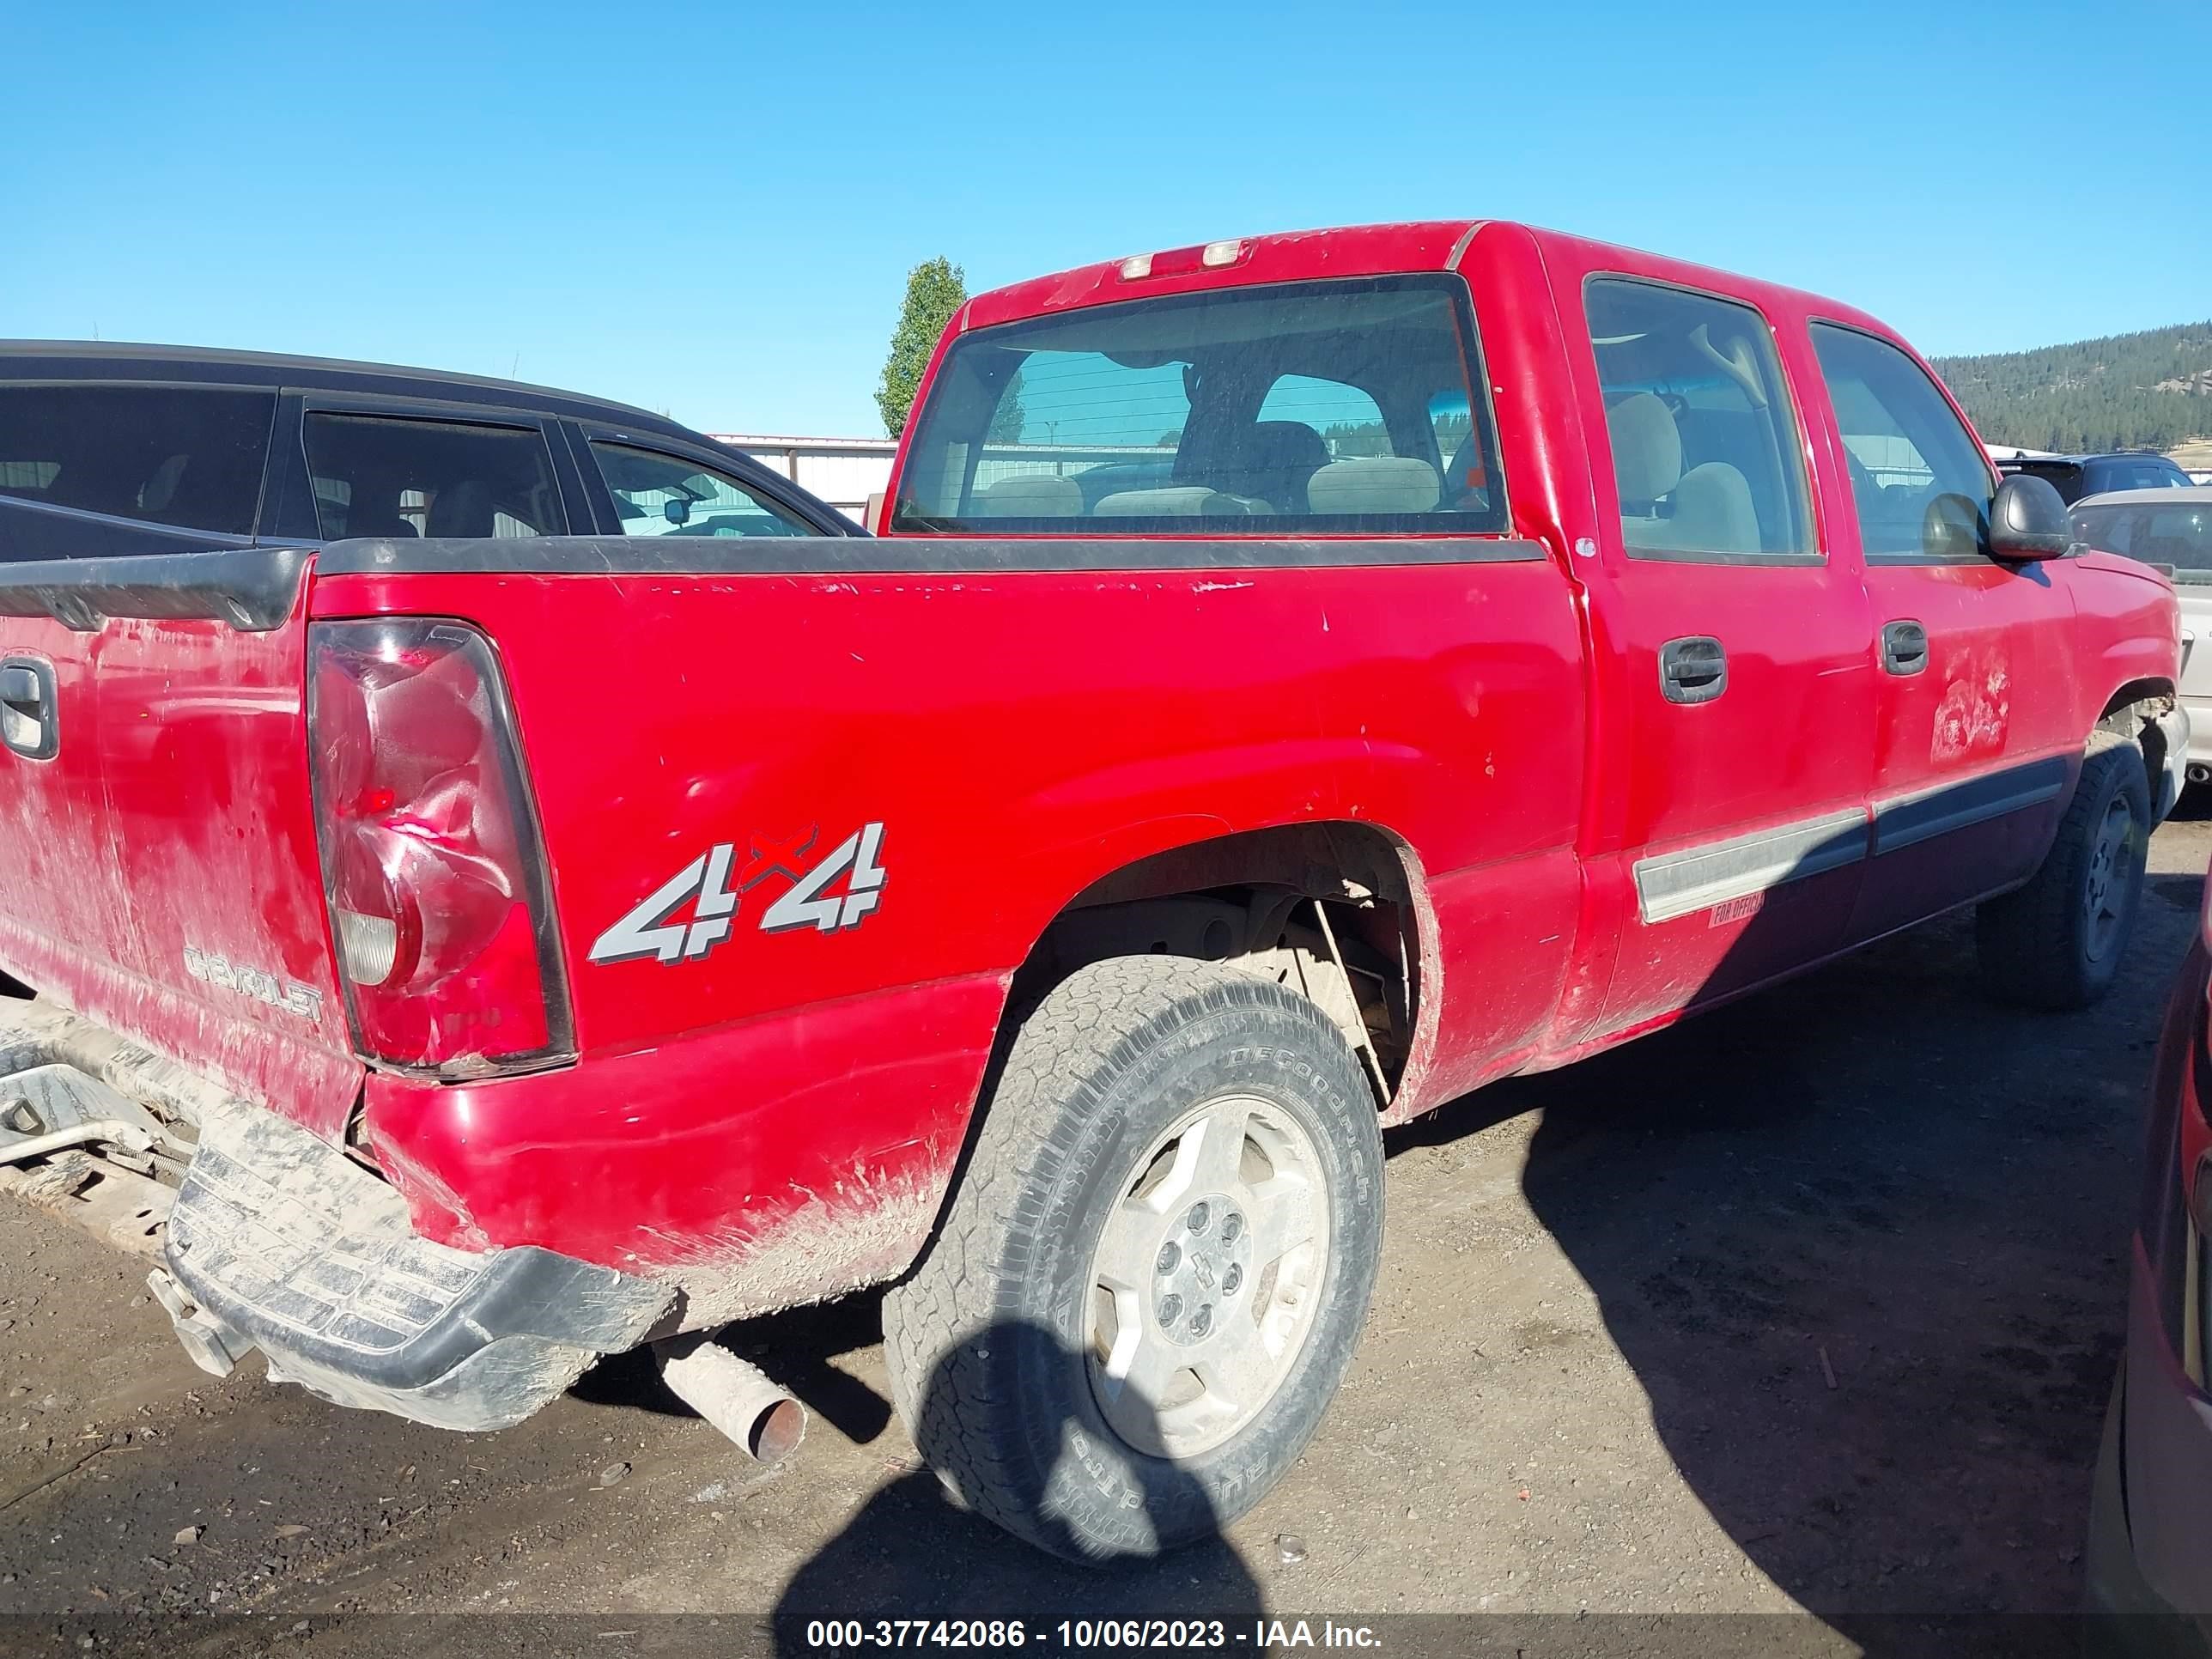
(1395, 868, 2202, 1650)
(768, 1317, 1263, 1655)
(752, 854, 2201, 1653)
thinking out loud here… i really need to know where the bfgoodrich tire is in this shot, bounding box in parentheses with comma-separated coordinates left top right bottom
(1975, 732, 2150, 1011)
(881, 955, 1383, 1563)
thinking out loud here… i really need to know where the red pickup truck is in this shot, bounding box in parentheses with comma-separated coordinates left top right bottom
(0, 222, 2187, 1562)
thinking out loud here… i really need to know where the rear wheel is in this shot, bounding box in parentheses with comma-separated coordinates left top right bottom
(881, 956, 1382, 1563)
(1975, 732, 2150, 1011)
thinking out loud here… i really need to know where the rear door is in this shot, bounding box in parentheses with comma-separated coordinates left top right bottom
(265, 391, 586, 545)
(0, 378, 276, 971)
(1562, 271, 1879, 1030)
(1804, 324, 2086, 942)
(0, 379, 370, 1131)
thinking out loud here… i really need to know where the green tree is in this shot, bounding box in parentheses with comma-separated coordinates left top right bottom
(987, 368, 1026, 445)
(877, 257, 969, 439)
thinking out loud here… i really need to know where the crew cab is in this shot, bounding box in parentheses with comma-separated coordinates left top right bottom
(0, 230, 2188, 1564)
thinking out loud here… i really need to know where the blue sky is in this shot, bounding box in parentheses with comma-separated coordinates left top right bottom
(4, 0, 2204, 438)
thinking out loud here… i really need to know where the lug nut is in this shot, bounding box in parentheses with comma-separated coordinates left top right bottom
(1222, 1263, 1243, 1296)
(1221, 1210, 1243, 1243)
(1157, 1241, 1181, 1275)
(1186, 1201, 1211, 1234)
(1188, 1305, 1212, 1338)
(1158, 1293, 1182, 1328)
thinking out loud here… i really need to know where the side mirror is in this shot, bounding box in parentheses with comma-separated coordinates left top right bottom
(664, 497, 691, 527)
(1989, 473, 2072, 562)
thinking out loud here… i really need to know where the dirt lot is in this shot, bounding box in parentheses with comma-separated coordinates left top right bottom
(3, 813, 2208, 1653)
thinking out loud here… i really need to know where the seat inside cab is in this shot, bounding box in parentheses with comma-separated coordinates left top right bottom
(1588, 280, 1808, 560)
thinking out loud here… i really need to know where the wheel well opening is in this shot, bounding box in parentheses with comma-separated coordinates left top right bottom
(1009, 823, 1423, 1108)
(2100, 678, 2176, 727)
(2096, 679, 2179, 793)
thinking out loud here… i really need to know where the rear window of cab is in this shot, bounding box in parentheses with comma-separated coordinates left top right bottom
(890, 276, 1508, 535)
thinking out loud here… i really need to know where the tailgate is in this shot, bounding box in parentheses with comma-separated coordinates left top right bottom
(0, 550, 362, 1138)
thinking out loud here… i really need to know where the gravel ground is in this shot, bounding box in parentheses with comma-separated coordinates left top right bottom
(2, 811, 2205, 1653)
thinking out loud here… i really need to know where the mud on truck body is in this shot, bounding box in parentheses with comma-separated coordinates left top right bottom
(0, 223, 2188, 1560)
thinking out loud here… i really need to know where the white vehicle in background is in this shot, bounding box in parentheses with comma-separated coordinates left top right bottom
(2073, 487, 2212, 783)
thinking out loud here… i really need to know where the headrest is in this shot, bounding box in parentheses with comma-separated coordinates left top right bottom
(1242, 421, 1330, 472)
(980, 475, 1084, 517)
(1607, 392, 1682, 505)
(1445, 432, 1489, 499)
(1305, 458, 1441, 514)
(427, 478, 497, 538)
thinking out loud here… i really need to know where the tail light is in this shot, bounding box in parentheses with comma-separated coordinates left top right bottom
(307, 619, 573, 1076)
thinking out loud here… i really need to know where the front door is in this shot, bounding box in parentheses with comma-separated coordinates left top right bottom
(1803, 323, 2085, 943)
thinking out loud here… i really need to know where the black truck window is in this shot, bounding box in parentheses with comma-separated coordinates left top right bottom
(0, 384, 275, 533)
(302, 413, 567, 540)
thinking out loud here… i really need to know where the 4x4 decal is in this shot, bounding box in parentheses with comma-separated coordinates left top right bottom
(588, 823, 887, 966)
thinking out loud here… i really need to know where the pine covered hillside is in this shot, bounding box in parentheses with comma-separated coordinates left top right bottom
(1930, 322, 2212, 454)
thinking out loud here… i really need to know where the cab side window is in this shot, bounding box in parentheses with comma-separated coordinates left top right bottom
(1808, 324, 1996, 560)
(303, 413, 566, 540)
(0, 385, 274, 534)
(591, 443, 811, 538)
(1586, 279, 1814, 560)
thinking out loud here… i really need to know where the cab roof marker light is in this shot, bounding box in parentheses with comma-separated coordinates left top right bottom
(1118, 254, 1153, 281)
(1201, 240, 1244, 269)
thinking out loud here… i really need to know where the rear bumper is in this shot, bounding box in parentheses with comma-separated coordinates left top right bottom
(2180, 693, 2212, 770)
(0, 1000, 671, 1431)
(159, 1097, 672, 1430)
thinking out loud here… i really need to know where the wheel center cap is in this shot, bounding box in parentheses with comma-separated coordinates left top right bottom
(1152, 1193, 1253, 1347)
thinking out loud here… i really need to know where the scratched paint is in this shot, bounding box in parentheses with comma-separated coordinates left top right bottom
(1929, 653, 2012, 763)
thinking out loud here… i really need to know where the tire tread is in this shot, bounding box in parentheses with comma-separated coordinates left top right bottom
(882, 955, 1374, 1559)
(1975, 732, 2149, 1011)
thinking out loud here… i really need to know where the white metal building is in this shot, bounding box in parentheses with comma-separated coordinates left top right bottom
(714, 434, 896, 526)
(716, 434, 1184, 526)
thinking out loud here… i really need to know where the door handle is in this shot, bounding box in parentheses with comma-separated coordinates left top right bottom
(0, 658, 58, 761)
(1658, 635, 1728, 705)
(1881, 619, 1929, 677)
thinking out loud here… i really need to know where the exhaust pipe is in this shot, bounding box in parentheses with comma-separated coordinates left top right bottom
(2189, 763, 2210, 786)
(653, 1333, 805, 1462)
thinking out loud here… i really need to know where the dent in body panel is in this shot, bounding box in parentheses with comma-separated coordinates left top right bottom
(0, 921, 361, 1137)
